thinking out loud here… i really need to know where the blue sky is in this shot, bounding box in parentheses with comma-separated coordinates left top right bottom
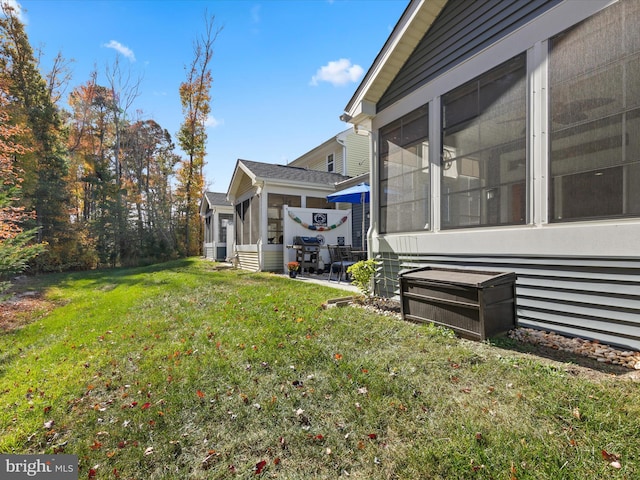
(9, 0, 407, 192)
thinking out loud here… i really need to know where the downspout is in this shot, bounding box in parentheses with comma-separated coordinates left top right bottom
(336, 132, 347, 175)
(352, 124, 373, 258)
(255, 181, 265, 272)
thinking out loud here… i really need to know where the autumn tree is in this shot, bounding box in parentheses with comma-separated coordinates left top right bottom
(67, 78, 121, 266)
(120, 119, 179, 262)
(0, 79, 45, 296)
(176, 12, 220, 256)
(0, 3, 72, 270)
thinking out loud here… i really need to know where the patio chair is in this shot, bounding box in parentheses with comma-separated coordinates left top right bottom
(327, 245, 355, 282)
(327, 245, 356, 282)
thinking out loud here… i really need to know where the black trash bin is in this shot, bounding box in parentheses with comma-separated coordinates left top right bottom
(399, 266, 516, 341)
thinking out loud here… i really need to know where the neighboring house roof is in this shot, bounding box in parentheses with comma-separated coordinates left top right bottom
(203, 191, 231, 206)
(342, 0, 447, 125)
(199, 191, 232, 217)
(228, 159, 349, 199)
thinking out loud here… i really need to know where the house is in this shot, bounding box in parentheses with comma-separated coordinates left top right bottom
(226, 159, 349, 272)
(288, 129, 371, 249)
(340, 0, 640, 350)
(199, 191, 234, 261)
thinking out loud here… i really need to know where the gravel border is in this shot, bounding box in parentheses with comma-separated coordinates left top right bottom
(355, 297, 640, 371)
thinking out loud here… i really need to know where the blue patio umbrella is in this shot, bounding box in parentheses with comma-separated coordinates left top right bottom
(326, 182, 370, 204)
(327, 183, 370, 249)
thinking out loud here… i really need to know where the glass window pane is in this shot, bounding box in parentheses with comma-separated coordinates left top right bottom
(441, 54, 527, 229)
(307, 197, 333, 209)
(379, 104, 429, 233)
(549, 0, 640, 221)
(218, 214, 233, 243)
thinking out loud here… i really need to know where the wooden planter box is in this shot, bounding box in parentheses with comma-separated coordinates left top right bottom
(399, 267, 516, 341)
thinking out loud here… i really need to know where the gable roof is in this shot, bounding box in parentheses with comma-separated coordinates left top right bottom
(342, 0, 447, 125)
(199, 191, 232, 217)
(228, 159, 349, 199)
(203, 191, 231, 206)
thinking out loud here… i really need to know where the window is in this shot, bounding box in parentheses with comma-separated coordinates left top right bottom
(327, 153, 335, 172)
(218, 213, 233, 243)
(204, 215, 212, 243)
(267, 194, 301, 244)
(441, 54, 527, 229)
(307, 197, 333, 209)
(235, 198, 251, 245)
(235, 196, 262, 245)
(549, 0, 640, 221)
(379, 104, 429, 233)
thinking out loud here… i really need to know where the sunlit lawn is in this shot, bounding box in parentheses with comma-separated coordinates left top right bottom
(0, 258, 638, 479)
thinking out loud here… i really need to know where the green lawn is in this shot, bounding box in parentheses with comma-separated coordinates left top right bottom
(1, 258, 637, 479)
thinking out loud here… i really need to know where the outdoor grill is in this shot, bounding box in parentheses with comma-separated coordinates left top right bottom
(293, 236, 322, 273)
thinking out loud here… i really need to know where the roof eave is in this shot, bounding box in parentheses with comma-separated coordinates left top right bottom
(342, 0, 447, 124)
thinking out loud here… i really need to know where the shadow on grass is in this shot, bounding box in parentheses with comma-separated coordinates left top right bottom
(15, 258, 199, 294)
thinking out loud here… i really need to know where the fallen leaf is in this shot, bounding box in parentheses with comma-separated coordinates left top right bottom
(144, 446, 154, 455)
(601, 449, 620, 462)
(90, 441, 102, 450)
(196, 390, 205, 398)
(368, 433, 377, 440)
(141, 402, 151, 410)
(572, 407, 581, 420)
(88, 468, 97, 478)
(43, 420, 54, 429)
(334, 353, 343, 360)
(610, 461, 622, 469)
(254, 460, 267, 474)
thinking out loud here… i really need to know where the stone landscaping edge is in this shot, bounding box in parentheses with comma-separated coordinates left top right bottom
(338, 296, 640, 371)
(508, 327, 640, 370)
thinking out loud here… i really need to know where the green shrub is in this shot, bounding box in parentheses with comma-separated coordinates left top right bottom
(347, 259, 378, 297)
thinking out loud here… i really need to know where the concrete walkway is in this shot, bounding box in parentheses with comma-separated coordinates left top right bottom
(286, 273, 360, 293)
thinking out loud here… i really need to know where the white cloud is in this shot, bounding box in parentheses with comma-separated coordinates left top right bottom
(250, 4, 261, 23)
(103, 40, 136, 61)
(1, 0, 26, 22)
(310, 58, 364, 87)
(205, 115, 222, 128)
